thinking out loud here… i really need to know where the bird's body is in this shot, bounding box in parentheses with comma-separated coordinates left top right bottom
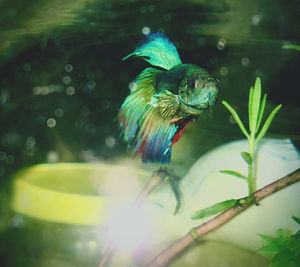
(119, 33, 219, 164)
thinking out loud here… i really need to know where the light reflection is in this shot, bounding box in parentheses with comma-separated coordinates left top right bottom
(105, 136, 115, 148)
(220, 66, 229, 76)
(54, 108, 64, 118)
(106, 204, 151, 250)
(64, 64, 73, 72)
(142, 26, 151, 35)
(47, 118, 56, 128)
(241, 57, 250, 66)
(66, 86, 75, 95)
(252, 14, 261, 25)
(63, 75, 71, 85)
(217, 38, 226, 51)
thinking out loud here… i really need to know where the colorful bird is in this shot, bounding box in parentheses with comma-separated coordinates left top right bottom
(118, 33, 219, 164)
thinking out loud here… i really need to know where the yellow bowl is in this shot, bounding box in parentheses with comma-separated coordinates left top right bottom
(10, 163, 151, 225)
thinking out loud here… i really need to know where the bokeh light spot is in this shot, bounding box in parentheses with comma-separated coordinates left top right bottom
(142, 26, 151, 35)
(47, 118, 56, 128)
(66, 86, 75, 95)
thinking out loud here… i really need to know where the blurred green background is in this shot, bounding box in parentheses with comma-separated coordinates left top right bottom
(0, 0, 299, 266)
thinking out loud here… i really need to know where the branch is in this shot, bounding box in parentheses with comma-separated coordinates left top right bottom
(98, 168, 167, 267)
(145, 168, 300, 267)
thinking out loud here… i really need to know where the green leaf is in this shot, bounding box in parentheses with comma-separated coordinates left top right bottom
(222, 100, 250, 139)
(256, 93, 267, 133)
(191, 199, 236, 219)
(241, 151, 252, 164)
(282, 44, 300, 51)
(257, 246, 277, 259)
(257, 218, 300, 267)
(248, 86, 254, 131)
(255, 104, 282, 144)
(250, 77, 262, 134)
(292, 216, 300, 225)
(220, 170, 248, 180)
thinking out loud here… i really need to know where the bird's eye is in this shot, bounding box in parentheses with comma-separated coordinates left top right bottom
(188, 78, 199, 89)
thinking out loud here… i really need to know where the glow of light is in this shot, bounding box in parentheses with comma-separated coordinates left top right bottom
(252, 14, 261, 25)
(106, 204, 151, 250)
(64, 64, 73, 72)
(47, 118, 56, 128)
(66, 86, 75, 95)
(220, 66, 229, 76)
(142, 26, 151, 35)
(105, 136, 116, 148)
(55, 108, 64, 118)
(217, 38, 226, 51)
(63, 75, 71, 85)
(241, 57, 250, 66)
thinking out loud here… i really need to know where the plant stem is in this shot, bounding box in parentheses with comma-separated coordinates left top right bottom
(144, 168, 300, 267)
(248, 133, 255, 195)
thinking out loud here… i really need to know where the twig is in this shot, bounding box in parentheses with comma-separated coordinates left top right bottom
(98, 168, 167, 267)
(145, 168, 300, 267)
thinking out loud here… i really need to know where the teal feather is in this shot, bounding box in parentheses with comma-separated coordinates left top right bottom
(123, 33, 182, 70)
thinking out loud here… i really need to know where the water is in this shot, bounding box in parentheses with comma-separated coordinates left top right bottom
(0, 0, 299, 266)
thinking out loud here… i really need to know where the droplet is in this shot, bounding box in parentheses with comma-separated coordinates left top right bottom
(66, 86, 75, 95)
(63, 76, 71, 85)
(64, 64, 73, 72)
(241, 57, 250, 66)
(220, 66, 229, 76)
(47, 118, 56, 128)
(142, 26, 151, 35)
(252, 14, 261, 25)
(105, 136, 116, 148)
(55, 108, 64, 118)
(217, 38, 226, 51)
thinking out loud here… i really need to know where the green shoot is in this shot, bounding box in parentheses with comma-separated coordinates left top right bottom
(192, 77, 282, 220)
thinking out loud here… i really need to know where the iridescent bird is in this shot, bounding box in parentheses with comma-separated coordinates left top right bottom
(118, 33, 219, 164)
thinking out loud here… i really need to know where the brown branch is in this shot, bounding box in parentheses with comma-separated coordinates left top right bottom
(145, 168, 300, 267)
(98, 168, 167, 267)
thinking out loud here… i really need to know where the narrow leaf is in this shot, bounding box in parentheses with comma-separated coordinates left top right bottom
(257, 246, 277, 258)
(255, 104, 282, 143)
(241, 151, 252, 164)
(256, 93, 267, 133)
(220, 170, 248, 180)
(251, 77, 262, 133)
(282, 44, 300, 51)
(248, 86, 254, 132)
(222, 101, 250, 139)
(258, 233, 279, 249)
(191, 199, 236, 219)
(292, 216, 300, 225)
